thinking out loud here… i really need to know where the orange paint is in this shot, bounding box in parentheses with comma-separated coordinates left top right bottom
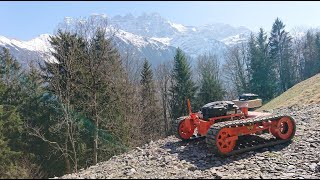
(177, 99, 295, 155)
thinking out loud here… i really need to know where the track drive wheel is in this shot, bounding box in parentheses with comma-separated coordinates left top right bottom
(270, 116, 296, 140)
(206, 126, 237, 156)
(174, 116, 195, 140)
(215, 128, 236, 155)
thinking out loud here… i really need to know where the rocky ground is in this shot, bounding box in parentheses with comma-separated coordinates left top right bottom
(56, 104, 320, 179)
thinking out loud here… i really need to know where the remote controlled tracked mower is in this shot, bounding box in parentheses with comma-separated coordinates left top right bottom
(174, 94, 296, 156)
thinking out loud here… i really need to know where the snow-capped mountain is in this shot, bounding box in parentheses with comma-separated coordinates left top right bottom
(0, 34, 56, 69)
(110, 13, 183, 38)
(221, 33, 250, 46)
(109, 13, 252, 61)
(111, 28, 177, 66)
(110, 13, 251, 40)
(0, 12, 254, 69)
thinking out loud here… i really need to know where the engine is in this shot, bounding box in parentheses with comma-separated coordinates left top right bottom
(200, 101, 239, 120)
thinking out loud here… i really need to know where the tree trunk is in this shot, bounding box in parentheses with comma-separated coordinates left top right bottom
(93, 92, 98, 165)
(163, 93, 168, 136)
(93, 124, 98, 165)
(72, 141, 78, 173)
(65, 155, 71, 174)
(64, 138, 71, 174)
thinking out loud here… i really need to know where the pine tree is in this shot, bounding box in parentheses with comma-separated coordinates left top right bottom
(302, 31, 319, 79)
(19, 64, 66, 178)
(248, 28, 276, 101)
(315, 32, 320, 74)
(169, 48, 197, 120)
(0, 47, 23, 105)
(140, 59, 161, 141)
(0, 82, 17, 178)
(39, 30, 86, 174)
(0, 48, 27, 157)
(76, 28, 129, 165)
(196, 53, 224, 109)
(0, 80, 28, 178)
(269, 18, 294, 94)
(0, 49, 44, 178)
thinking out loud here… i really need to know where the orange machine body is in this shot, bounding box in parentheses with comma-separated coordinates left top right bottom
(178, 99, 295, 155)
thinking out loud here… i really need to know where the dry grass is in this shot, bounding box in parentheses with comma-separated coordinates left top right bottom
(257, 73, 320, 111)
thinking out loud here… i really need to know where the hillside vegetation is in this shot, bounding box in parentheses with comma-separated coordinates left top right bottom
(258, 73, 320, 111)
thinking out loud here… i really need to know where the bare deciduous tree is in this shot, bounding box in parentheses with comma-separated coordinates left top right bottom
(222, 43, 249, 99)
(155, 61, 173, 135)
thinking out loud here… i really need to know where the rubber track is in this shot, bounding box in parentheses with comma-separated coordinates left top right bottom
(205, 114, 296, 156)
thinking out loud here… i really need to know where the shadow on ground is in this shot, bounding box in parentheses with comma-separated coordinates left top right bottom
(161, 135, 290, 170)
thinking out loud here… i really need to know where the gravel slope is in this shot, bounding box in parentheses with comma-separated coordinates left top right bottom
(56, 104, 320, 179)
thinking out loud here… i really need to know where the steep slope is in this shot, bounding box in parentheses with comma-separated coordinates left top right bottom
(54, 73, 320, 179)
(258, 74, 320, 111)
(55, 104, 320, 179)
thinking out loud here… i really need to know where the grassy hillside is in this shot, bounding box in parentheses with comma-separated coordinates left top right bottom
(258, 73, 320, 111)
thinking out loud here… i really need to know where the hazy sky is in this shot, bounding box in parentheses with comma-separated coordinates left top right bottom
(1, 1, 320, 41)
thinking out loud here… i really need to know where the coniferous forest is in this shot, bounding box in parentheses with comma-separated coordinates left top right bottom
(1, 16, 320, 178)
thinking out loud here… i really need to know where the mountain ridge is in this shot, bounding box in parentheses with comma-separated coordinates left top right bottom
(0, 12, 305, 68)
